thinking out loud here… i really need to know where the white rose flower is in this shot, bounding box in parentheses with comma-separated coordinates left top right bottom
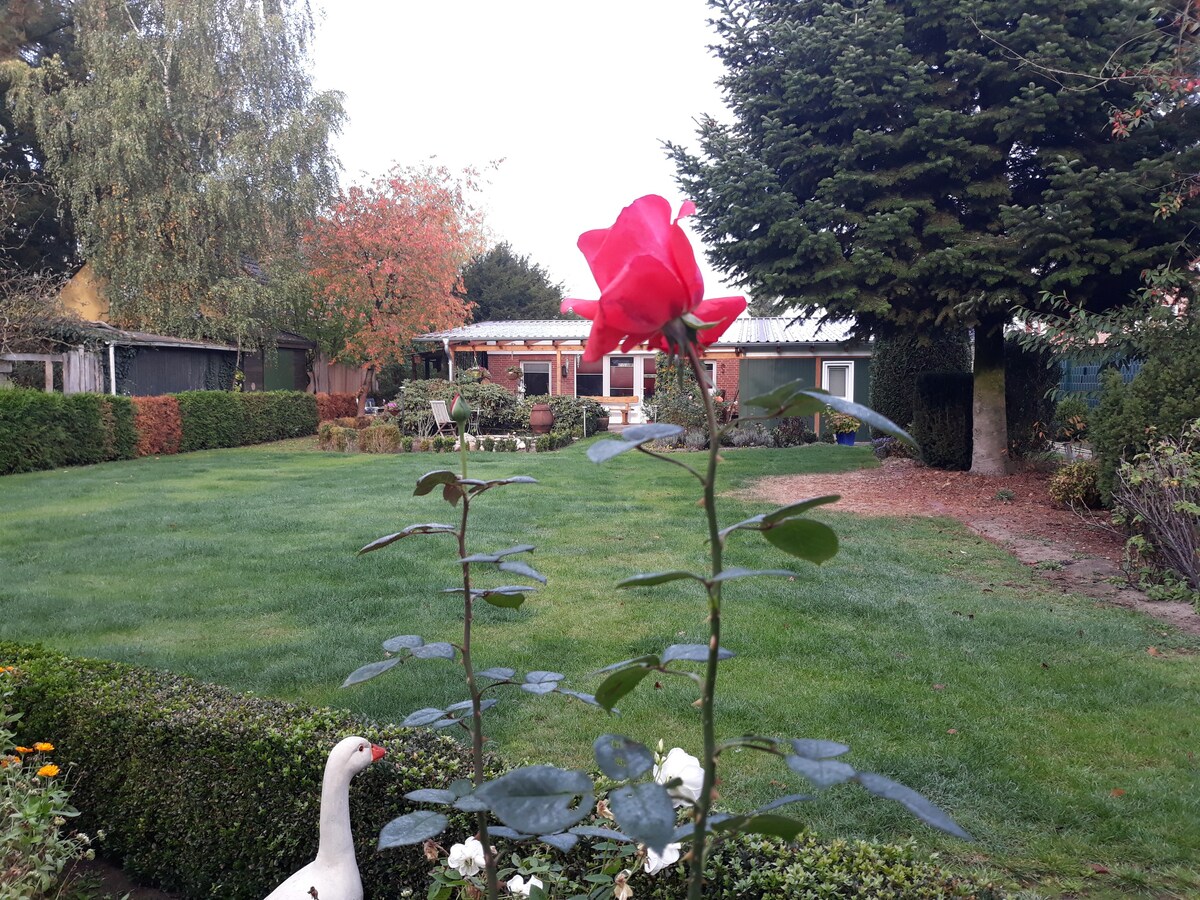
(447, 837, 486, 877)
(507, 874, 544, 897)
(643, 842, 681, 875)
(653, 747, 704, 808)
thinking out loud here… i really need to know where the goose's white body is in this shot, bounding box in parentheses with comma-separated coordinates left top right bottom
(264, 736, 385, 900)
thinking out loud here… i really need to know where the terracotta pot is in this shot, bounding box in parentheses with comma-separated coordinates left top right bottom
(530, 403, 555, 434)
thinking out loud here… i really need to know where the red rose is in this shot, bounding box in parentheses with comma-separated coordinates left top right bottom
(561, 195, 746, 361)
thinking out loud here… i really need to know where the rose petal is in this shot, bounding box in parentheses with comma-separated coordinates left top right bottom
(694, 296, 749, 345)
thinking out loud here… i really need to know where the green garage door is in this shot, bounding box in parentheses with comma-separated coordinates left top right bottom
(739, 358, 817, 425)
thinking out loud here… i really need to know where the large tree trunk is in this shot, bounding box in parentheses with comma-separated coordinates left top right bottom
(356, 365, 374, 415)
(971, 315, 1009, 475)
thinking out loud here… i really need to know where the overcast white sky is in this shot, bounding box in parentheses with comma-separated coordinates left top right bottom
(309, 0, 740, 302)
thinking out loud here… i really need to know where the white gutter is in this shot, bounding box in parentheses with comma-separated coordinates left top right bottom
(443, 338, 454, 381)
(108, 342, 117, 395)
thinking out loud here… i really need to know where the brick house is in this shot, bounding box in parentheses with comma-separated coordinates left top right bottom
(417, 317, 873, 434)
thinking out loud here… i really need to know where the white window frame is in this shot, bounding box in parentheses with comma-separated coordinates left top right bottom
(521, 361, 551, 397)
(821, 360, 855, 402)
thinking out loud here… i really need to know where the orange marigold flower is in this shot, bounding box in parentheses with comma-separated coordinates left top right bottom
(1, 756, 19, 768)
(14, 746, 32, 754)
(33, 742, 54, 752)
(37, 764, 60, 777)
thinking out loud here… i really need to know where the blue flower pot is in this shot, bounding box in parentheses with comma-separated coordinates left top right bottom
(835, 432, 856, 446)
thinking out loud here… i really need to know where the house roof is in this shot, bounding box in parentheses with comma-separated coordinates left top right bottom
(418, 316, 862, 347)
(83, 321, 238, 352)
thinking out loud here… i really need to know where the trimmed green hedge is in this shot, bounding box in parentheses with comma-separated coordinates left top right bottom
(0, 389, 137, 475)
(2, 643, 998, 900)
(869, 331, 971, 436)
(2, 643, 475, 899)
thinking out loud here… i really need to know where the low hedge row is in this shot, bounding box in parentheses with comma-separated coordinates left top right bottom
(0, 388, 137, 475)
(0, 388, 318, 474)
(316, 391, 359, 421)
(1, 642, 476, 899)
(2, 643, 998, 900)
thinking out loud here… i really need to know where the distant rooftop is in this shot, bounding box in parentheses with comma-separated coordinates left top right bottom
(418, 316, 860, 346)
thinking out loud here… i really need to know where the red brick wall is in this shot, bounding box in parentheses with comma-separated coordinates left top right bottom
(485, 352, 575, 396)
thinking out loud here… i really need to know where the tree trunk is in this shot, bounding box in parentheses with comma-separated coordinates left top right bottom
(356, 365, 374, 415)
(971, 316, 1008, 475)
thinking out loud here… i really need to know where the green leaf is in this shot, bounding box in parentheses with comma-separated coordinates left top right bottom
(753, 793, 813, 813)
(713, 813, 806, 841)
(403, 707, 449, 727)
(467, 476, 539, 495)
(378, 810, 448, 848)
(568, 825, 634, 843)
(746, 383, 914, 444)
(404, 788, 456, 805)
(763, 496, 843, 524)
(594, 734, 655, 781)
(358, 524, 456, 555)
(460, 544, 536, 564)
(342, 657, 401, 687)
(855, 772, 972, 840)
(478, 667, 516, 681)
(595, 665, 652, 712)
(473, 765, 594, 834)
(786, 754, 856, 789)
(762, 519, 839, 564)
(790, 739, 850, 759)
(708, 567, 798, 584)
(410, 642, 456, 660)
(382, 635, 424, 653)
(594, 654, 660, 674)
(498, 560, 547, 584)
(525, 671, 564, 684)
(482, 591, 526, 609)
(609, 782, 676, 854)
(617, 571, 705, 588)
(539, 832, 579, 853)
(557, 689, 601, 707)
(661, 644, 734, 664)
(413, 470, 458, 496)
(587, 424, 685, 463)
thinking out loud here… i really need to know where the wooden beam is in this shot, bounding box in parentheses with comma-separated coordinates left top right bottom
(0, 352, 66, 363)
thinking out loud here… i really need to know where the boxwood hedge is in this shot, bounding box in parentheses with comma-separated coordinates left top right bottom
(3, 643, 1002, 900)
(2, 643, 476, 899)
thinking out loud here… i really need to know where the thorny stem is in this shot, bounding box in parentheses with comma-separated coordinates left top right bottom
(456, 436, 499, 900)
(684, 338, 724, 900)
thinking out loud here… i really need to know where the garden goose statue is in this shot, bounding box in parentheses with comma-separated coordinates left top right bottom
(264, 736, 386, 900)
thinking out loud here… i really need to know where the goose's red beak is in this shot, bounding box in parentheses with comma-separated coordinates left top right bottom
(371, 744, 386, 762)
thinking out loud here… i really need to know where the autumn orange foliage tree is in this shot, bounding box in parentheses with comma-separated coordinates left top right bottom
(304, 165, 481, 410)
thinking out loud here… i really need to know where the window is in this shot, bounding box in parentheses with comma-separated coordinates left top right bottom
(576, 357, 603, 396)
(703, 361, 717, 394)
(643, 356, 657, 399)
(522, 361, 551, 396)
(609, 356, 635, 396)
(821, 361, 854, 402)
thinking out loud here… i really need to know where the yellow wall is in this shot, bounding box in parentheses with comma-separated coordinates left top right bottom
(58, 263, 110, 321)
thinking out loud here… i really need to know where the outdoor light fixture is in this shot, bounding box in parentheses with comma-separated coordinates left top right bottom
(561, 361, 569, 378)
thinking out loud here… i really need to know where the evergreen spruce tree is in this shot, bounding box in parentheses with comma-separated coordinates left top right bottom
(457, 242, 567, 321)
(670, 0, 1200, 473)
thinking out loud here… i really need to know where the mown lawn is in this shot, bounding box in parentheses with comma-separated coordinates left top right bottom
(1, 439, 1197, 897)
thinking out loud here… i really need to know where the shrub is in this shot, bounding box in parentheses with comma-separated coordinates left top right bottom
(534, 429, 574, 452)
(1091, 323, 1200, 496)
(730, 423, 775, 448)
(396, 381, 522, 434)
(0, 388, 67, 475)
(912, 372, 973, 470)
(1112, 420, 1200, 601)
(316, 392, 358, 421)
(1, 643, 475, 900)
(100, 395, 138, 462)
(633, 834, 996, 900)
(238, 391, 319, 444)
(176, 391, 245, 451)
(132, 395, 183, 456)
(872, 436, 915, 461)
(652, 354, 728, 429)
(773, 417, 814, 447)
(1005, 336, 1059, 460)
(317, 423, 356, 452)
(1053, 396, 1090, 442)
(868, 331, 971, 437)
(402, 436, 414, 452)
(1048, 460, 1101, 510)
(59, 393, 108, 466)
(358, 423, 402, 453)
(684, 428, 709, 451)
